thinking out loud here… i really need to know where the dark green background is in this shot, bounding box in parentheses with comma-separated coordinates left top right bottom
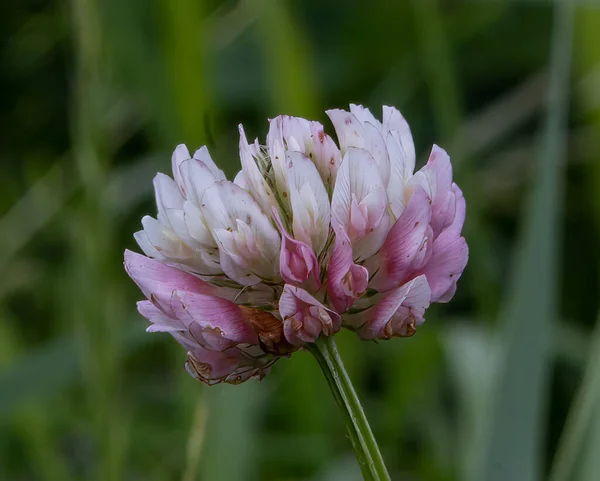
(1, 1, 598, 480)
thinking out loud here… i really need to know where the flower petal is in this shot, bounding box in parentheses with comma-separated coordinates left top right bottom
(331, 147, 390, 260)
(287, 151, 331, 254)
(421, 187, 468, 303)
(202, 181, 281, 285)
(171, 144, 191, 195)
(272, 209, 321, 291)
(350, 104, 381, 129)
(279, 285, 342, 345)
(193, 146, 226, 181)
(138, 300, 183, 333)
(326, 109, 365, 151)
(353, 275, 430, 340)
(124, 250, 217, 314)
(238, 124, 278, 215)
(170, 290, 258, 349)
(308, 122, 342, 190)
(184, 344, 272, 385)
(414, 145, 456, 237)
(326, 228, 369, 313)
(369, 187, 432, 292)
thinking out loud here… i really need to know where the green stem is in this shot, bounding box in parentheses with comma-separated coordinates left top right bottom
(306, 336, 391, 481)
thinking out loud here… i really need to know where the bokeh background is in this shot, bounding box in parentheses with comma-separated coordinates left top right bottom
(1, 0, 599, 480)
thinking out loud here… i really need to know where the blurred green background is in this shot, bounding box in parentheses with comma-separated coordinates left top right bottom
(1, 0, 599, 480)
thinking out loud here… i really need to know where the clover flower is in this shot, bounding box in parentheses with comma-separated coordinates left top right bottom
(124, 104, 468, 385)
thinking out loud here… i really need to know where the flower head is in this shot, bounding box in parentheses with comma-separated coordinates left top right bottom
(125, 104, 468, 385)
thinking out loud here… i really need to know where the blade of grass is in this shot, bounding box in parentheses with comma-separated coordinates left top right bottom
(478, 2, 574, 481)
(0, 321, 153, 424)
(255, 0, 319, 117)
(571, 5, 600, 481)
(254, 2, 335, 473)
(549, 314, 600, 481)
(70, 0, 132, 476)
(411, 0, 499, 319)
(0, 315, 73, 481)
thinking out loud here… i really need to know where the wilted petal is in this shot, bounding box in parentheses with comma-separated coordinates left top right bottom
(184, 344, 273, 385)
(279, 285, 342, 345)
(327, 228, 369, 313)
(369, 187, 432, 292)
(352, 275, 430, 340)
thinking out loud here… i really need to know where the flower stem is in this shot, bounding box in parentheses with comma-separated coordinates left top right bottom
(307, 336, 391, 481)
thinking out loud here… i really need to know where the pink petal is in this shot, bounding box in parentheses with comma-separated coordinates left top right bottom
(369, 187, 432, 292)
(170, 290, 258, 350)
(356, 275, 431, 340)
(331, 147, 390, 260)
(426, 145, 456, 237)
(422, 236, 468, 303)
(137, 300, 183, 333)
(124, 250, 217, 314)
(183, 344, 272, 385)
(326, 228, 369, 313)
(279, 285, 342, 345)
(272, 209, 321, 291)
(420, 184, 468, 302)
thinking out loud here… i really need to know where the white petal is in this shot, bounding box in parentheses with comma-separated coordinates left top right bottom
(134, 230, 164, 259)
(202, 181, 281, 284)
(183, 201, 216, 250)
(363, 121, 390, 185)
(180, 158, 219, 206)
(382, 106, 415, 179)
(331, 148, 390, 260)
(266, 117, 290, 202)
(287, 151, 331, 255)
(153, 173, 184, 226)
(233, 170, 248, 189)
(326, 109, 365, 151)
(171, 144, 191, 194)
(238, 125, 278, 215)
(193, 146, 226, 180)
(308, 122, 342, 191)
(141, 215, 189, 259)
(350, 104, 381, 129)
